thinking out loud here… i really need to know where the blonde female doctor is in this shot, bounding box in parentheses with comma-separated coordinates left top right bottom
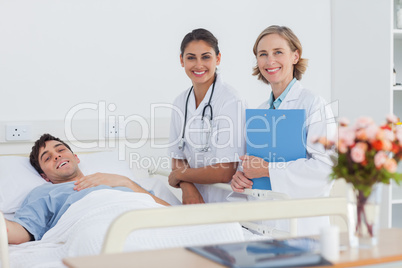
(168, 28, 246, 204)
(231, 25, 336, 235)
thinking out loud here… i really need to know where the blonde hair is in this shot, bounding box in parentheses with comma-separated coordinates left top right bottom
(252, 25, 308, 84)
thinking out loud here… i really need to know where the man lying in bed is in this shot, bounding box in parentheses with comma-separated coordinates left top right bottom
(4, 133, 170, 244)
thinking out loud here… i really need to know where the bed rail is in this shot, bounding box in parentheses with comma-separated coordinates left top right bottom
(148, 167, 296, 235)
(101, 197, 349, 254)
(0, 211, 10, 268)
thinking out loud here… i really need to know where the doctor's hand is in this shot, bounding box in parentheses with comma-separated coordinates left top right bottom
(180, 182, 205, 205)
(231, 170, 253, 192)
(168, 167, 186, 188)
(240, 155, 270, 179)
(74, 173, 129, 191)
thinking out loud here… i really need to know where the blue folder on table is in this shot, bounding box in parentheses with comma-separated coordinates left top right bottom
(187, 237, 328, 268)
(246, 109, 307, 190)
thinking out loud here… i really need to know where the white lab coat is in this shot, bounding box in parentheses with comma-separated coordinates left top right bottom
(258, 80, 336, 236)
(169, 73, 247, 203)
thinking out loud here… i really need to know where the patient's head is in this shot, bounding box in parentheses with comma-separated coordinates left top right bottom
(30, 134, 82, 183)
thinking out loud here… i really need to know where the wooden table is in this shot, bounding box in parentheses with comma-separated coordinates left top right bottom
(63, 228, 402, 268)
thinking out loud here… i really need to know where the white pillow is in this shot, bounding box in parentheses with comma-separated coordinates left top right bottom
(0, 156, 49, 213)
(78, 151, 135, 180)
(0, 151, 180, 213)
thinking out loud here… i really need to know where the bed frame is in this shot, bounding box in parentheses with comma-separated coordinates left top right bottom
(0, 195, 349, 268)
(0, 195, 350, 267)
(101, 197, 349, 254)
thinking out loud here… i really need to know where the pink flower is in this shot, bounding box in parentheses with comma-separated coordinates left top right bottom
(366, 124, 379, 141)
(387, 114, 399, 124)
(338, 127, 355, 146)
(355, 117, 374, 129)
(355, 142, 368, 151)
(351, 146, 365, 163)
(374, 151, 387, 168)
(384, 158, 397, 173)
(338, 141, 348, 153)
(383, 129, 395, 142)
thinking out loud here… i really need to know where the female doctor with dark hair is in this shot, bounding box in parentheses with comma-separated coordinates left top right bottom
(231, 25, 336, 235)
(168, 28, 246, 204)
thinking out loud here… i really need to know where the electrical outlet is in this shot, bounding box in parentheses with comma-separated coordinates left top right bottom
(106, 122, 119, 138)
(6, 124, 33, 141)
(104, 120, 125, 139)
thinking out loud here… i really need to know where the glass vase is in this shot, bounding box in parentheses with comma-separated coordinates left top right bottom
(347, 183, 382, 248)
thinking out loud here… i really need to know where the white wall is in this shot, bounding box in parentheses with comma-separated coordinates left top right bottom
(331, 0, 392, 124)
(0, 0, 331, 149)
(331, 0, 394, 229)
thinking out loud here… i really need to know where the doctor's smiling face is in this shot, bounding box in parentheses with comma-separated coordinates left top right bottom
(256, 33, 299, 93)
(252, 25, 307, 96)
(180, 29, 221, 90)
(180, 40, 221, 88)
(37, 140, 82, 184)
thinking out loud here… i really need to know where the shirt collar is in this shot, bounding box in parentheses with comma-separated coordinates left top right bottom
(268, 78, 297, 109)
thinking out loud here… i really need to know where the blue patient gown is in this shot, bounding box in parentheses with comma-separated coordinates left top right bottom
(12, 181, 133, 240)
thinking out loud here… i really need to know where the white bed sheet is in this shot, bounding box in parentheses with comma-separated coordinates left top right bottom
(6, 190, 246, 268)
(131, 176, 181, 206)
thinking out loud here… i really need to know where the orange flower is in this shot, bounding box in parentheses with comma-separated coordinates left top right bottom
(371, 140, 383, 151)
(356, 129, 368, 141)
(382, 140, 392, 151)
(392, 143, 400, 154)
(381, 125, 392, 131)
(338, 143, 348, 153)
(384, 158, 397, 173)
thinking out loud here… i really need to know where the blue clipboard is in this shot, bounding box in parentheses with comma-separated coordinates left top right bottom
(246, 109, 307, 190)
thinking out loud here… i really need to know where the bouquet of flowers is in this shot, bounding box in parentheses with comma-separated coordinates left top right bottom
(316, 115, 402, 239)
(333, 115, 402, 194)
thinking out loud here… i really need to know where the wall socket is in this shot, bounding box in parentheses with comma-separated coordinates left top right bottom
(6, 124, 33, 141)
(106, 122, 118, 138)
(105, 121, 124, 138)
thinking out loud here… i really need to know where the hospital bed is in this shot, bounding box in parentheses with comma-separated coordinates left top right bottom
(0, 152, 350, 268)
(0, 195, 349, 268)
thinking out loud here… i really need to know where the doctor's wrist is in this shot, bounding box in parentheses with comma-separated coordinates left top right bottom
(179, 181, 196, 191)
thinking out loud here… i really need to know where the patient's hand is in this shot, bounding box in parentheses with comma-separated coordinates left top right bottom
(181, 182, 205, 205)
(74, 173, 171, 206)
(74, 173, 129, 191)
(231, 170, 253, 193)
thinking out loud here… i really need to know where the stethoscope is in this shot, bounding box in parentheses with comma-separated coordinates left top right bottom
(178, 74, 217, 151)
